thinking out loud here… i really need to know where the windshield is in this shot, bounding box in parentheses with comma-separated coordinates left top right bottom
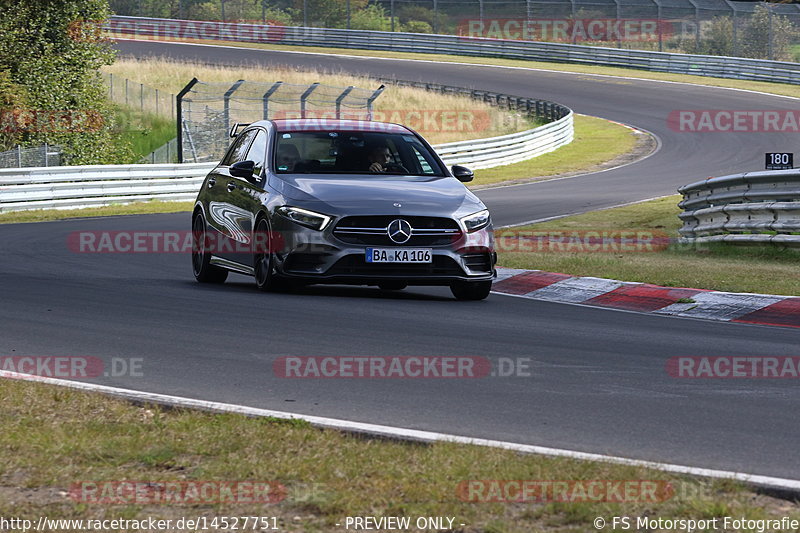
(273, 131, 446, 176)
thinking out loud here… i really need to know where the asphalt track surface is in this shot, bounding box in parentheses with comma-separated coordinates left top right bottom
(2, 41, 799, 480)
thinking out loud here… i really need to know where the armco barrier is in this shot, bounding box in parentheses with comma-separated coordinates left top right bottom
(0, 75, 575, 212)
(678, 170, 800, 246)
(108, 16, 800, 86)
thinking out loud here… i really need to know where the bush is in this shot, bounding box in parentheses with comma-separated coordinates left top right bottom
(0, 0, 133, 164)
(740, 4, 794, 61)
(350, 4, 392, 31)
(402, 20, 433, 34)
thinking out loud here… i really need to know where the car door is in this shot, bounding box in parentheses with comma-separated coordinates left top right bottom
(206, 129, 258, 263)
(222, 128, 270, 266)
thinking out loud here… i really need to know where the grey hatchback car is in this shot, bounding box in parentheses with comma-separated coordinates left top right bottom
(191, 119, 496, 300)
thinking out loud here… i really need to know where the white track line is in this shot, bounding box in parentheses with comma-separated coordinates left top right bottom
(4, 370, 799, 492)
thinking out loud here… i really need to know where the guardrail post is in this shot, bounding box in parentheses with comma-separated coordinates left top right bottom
(300, 82, 320, 119)
(176, 77, 199, 164)
(262, 81, 283, 119)
(335, 86, 355, 119)
(223, 79, 245, 136)
(366, 85, 385, 120)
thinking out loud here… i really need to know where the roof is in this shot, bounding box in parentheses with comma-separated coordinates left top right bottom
(270, 118, 413, 134)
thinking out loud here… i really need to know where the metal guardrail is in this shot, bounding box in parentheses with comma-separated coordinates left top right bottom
(379, 79, 573, 170)
(110, 16, 800, 86)
(678, 170, 800, 246)
(0, 76, 575, 212)
(0, 163, 212, 212)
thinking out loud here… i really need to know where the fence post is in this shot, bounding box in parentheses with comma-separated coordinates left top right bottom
(16, 145, 22, 168)
(43, 143, 48, 167)
(366, 85, 386, 120)
(300, 82, 320, 118)
(109, 73, 114, 99)
(176, 77, 199, 164)
(768, 4, 773, 61)
(262, 81, 283, 119)
(390, 0, 395, 31)
(140, 83, 144, 112)
(125, 78, 129, 106)
(223, 79, 245, 137)
(433, 0, 438, 33)
(335, 86, 355, 119)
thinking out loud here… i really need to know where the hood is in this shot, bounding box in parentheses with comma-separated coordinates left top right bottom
(269, 173, 485, 217)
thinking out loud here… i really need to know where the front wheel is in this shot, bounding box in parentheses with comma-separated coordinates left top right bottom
(254, 218, 282, 292)
(450, 280, 492, 301)
(192, 213, 228, 284)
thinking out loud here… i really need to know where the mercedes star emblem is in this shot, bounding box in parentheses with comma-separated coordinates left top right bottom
(387, 219, 412, 244)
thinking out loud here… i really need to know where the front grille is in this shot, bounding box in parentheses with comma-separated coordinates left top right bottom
(462, 253, 493, 273)
(326, 254, 464, 277)
(333, 216, 461, 246)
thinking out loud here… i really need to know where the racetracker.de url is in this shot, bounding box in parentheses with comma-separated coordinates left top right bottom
(0, 516, 280, 532)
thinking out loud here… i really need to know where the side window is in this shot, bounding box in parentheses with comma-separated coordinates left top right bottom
(244, 130, 267, 176)
(221, 129, 257, 166)
(410, 145, 434, 174)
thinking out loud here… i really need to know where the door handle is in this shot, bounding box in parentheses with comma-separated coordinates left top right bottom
(207, 178, 216, 188)
(227, 182, 237, 192)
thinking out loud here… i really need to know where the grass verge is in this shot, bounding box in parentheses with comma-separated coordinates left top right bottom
(116, 109, 177, 163)
(0, 201, 193, 225)
(1, 377, 797, 532)
(498, 195, 800, 296)
(472, 115, 645, 187)
(112, 36, 800, 100)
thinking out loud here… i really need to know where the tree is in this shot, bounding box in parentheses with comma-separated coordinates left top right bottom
(741, 4, 794, 61)
(0, 0, 131, 163)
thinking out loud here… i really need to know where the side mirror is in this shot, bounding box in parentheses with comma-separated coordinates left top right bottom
(230, 160, 256, 180)
(451, 165, 474, 183)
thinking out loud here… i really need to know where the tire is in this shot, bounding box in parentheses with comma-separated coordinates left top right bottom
(192, 212, 228, 284)
(254, 218, 282, 292)
(450, 280, 492, 301)
(378, 281, 407, 291)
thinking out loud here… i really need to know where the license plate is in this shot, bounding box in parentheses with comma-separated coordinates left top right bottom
(365, 248, 432, 263)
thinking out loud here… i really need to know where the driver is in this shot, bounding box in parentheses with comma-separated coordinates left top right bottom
(365, 143, 407, 173)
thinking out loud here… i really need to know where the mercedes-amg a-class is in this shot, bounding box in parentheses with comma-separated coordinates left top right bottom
(191, 119, 496, 300)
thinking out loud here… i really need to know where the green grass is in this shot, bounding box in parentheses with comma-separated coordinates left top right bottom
(473, 114, 643, 187)
(115, 109, 177, 162)
(498, 195, 800, 296)
(116, 34, 800, 100)
(1, 378, 796, 532)
(0, 201, 193, 224)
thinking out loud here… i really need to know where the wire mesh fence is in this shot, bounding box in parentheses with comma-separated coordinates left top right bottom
(109, 0, 800, 60)
(178, 79, 385, 163)
(102, 72, 176, 120)
(0, 144, 62, 169)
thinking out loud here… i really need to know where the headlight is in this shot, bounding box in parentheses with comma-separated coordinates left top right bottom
(460, 209, 491, 232)
(277, 206, 332, 231)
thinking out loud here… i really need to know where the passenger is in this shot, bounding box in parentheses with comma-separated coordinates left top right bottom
(276, 144, 300, 171)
